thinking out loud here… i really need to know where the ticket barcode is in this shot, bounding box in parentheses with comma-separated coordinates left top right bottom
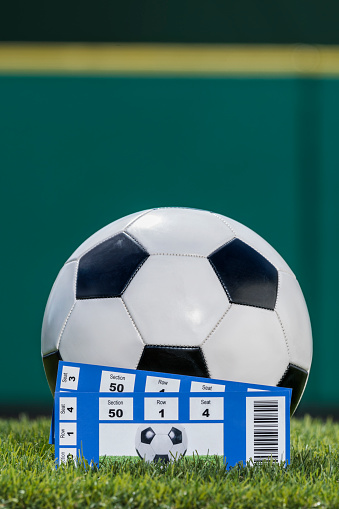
(246, 396, 285, 464)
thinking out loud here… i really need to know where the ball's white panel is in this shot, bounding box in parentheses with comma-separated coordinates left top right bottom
(275, 272, 312, 370)
(214, 213, 293, 274)
(202, 304, 289, 385)
(67, 209, 152, 261)
(151, 435, 173, 455)
(136, 442, 156, 462)
(59, 298, 144, 368)
(126, 208, 234, 256)
(123, 256, 230, 347)
(41, 261, 77, 355)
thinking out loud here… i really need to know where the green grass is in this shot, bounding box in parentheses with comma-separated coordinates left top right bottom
(0, 415, 338, 509)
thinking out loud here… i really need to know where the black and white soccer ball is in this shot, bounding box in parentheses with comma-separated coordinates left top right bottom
(135, 423, 188, 463)
(41, 208, 312, 414)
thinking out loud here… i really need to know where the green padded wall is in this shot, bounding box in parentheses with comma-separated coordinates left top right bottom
(0, 76, 337, 413)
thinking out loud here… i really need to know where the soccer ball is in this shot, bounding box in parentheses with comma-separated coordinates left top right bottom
(135, 423, 188, 463)
(41, 208, 312, 414)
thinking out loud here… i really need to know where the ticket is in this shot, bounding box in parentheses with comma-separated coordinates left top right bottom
(55, 361, 286, 394)
(54, 388, 290, 469)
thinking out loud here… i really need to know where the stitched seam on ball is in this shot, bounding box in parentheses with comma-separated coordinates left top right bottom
(74, 210, 152, 261)
(212, 217, 282, 272)
(275, 309, 291, 361)
(277, 363, 291, 386)
(57, 260, 78, 351)
(74, 258, 79, 298)
(212, 213, 237, 236)
(75, 233, 123, 260)
(125, 208, 155, 230)
(231, 301, 275, 311)
(144, 345, 203, 349)
(120, 297, 146, 350)
(75, 295, 122, 301)
(212, 214, 280, 270)
(56, 302, 76, 351)
(200, 348, 211, 378)
(141, 344, 208, 350)
(154, 206, 201, 211)
(275, 271, 290, 359)
(278, 269, 296, 277)
(64, 259, 78, 266)
(209, 238, 236, 256)
(209, 231, 281, 276)
(278, 363, 308, 386)
(208, 258, 232, 301)
(238, 237, 280, 271)
(42, 349, 59, 357)
(201, 304, 232, 346)
(44, 261, 77, 303)
(278, 368, 309, 412)
(274, 271, 291, 362)
(124, 231, 149, 253)
(151, 253, 206, 258)
(275, 278, 291, 366)
(235, 235, 294, 275)
(120, 256, 149, 295)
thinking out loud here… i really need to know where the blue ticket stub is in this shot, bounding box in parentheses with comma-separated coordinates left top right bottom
(52, 363, 291, 468)
(55, 361, 288, 394)
(54, 390, 290, 468)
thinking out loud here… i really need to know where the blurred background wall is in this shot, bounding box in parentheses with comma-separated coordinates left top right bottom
(0, 0, 338, 417)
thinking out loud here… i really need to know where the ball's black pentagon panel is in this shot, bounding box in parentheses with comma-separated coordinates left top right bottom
(141, 427, 156, 444)
(169, 427, 183, 445)
(77, 232, 149, 299)
(154, 455, 170, 463)
(278, 363, 308, 416)
(137, 346, 210, 378)
(208, 239, 278, 310)
(42, 350, 63, 394)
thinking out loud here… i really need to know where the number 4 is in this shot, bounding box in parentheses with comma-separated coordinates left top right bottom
(202, 409, 210, 418)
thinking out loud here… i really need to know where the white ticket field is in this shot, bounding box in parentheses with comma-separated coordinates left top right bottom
(59, 397, 77, 420)
(189, 397, 224, 421)
(144, 397, 179, 421)
(58, 448, 77, 465)
(60, 366, 80, 391)
(99, 397, 134, 421)
(99, 370, 136, 393)
(190, 381, 226, 393)
(59, 422, 77, 446)
(145, 375, 181, 393)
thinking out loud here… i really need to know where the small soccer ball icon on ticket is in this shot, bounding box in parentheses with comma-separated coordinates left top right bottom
(42, 207, 312, 414)
(135, 423, 188, 463)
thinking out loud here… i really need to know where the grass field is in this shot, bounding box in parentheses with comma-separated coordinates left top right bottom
(0, 415, 338, 509)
